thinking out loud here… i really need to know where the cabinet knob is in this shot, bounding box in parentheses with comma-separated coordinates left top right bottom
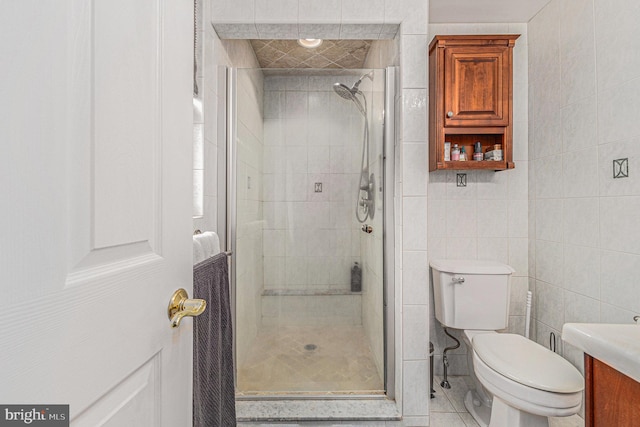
(447, 111, 454, 118)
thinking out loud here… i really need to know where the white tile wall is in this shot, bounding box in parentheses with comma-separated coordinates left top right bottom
(597, 78, 640, 145)
(235, 68, 266, 367)
(260, 73, 386, 384)
(534, 155, 563, 199)
(262, 75, 371, 294)
(563, 198, 599, 247)
(593, 0, 640, 92)
(563, 244, 600, 299)
(342, 0, 384, 24)
(427, 23, 530, 377)
(298, 0, 341, 24)
(402, 251, 429, 305)
(529, 0, 640, 380)
(403, 305, 430, 359)
(261, 294, 363, 325)
(561, 96, 597, 153)
(207, 0, 430, 419)
(401, 89, 428, 142)
(535, 239, 563, 286)
(402, 360, 430, 416)
(563, 149, 598, 197)
(403, 197, 428, 250)
(255, 0, 298, 24)
(196, 29, 264, 367)
(535, 198, 563, 242)
(402, 143, 428, 196)
(508, 199, 528, 238)
(600, 250, 640, 314)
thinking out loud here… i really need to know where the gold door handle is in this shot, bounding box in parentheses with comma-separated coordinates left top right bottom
(168, 288, 207, 328)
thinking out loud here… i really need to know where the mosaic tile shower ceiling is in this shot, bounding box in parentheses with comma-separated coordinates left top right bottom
(250, 39, 372, 69)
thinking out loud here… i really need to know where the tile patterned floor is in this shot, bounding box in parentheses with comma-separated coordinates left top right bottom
(430, 375, 584, 427)
(237, 324, 384, 394)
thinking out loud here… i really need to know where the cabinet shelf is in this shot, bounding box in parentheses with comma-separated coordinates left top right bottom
(436, 160, 514, 171)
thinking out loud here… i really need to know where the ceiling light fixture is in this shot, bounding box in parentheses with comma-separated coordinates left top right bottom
(297, 38, 323, 49)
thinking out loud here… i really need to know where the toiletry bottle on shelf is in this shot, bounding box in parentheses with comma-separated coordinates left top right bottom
(473, 141, 483, 161)
(451, 144, 460, 161)
(444, 142, 451, 161)
(459, 146, 467, 161)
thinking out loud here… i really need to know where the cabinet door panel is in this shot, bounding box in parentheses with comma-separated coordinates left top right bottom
(444, 47, 509, 127)
(586, 355, 640, 427)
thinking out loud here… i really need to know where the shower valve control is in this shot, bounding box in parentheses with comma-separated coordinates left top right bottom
(361, 224, 373, 234)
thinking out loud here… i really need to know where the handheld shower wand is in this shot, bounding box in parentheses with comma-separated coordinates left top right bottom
(332, 71, 375, 223)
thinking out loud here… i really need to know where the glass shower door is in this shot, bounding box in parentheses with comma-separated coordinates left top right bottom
(231, 68, 388, 396)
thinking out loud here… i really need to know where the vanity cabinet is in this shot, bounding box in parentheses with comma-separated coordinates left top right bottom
(428, 35, 519, 171)
(585, 354, 640, 426)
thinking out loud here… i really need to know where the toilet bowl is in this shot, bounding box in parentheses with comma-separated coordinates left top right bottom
(462, 330, 494, 424)
(430, 260, 585, 427)
(467, 331, 583, 426)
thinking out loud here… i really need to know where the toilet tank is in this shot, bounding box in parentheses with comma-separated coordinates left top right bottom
(430, 259, 515, 330)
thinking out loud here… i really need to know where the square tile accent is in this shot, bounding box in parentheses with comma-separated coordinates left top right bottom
(456, 173, 467, 187)
(613, 158, 629, 178)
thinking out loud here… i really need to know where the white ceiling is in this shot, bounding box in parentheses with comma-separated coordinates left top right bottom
(429, 0, 552, 23)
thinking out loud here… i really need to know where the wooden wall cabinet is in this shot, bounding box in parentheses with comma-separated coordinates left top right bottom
(429, 35, 520, 171)
(585, 354, 640, 427)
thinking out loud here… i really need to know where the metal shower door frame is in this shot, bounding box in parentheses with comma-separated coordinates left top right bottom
(225, 67, 397, 400)
(225, 67, 237, 386)
(383, 65, 397, 400)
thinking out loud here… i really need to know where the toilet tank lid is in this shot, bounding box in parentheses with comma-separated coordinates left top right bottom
(429, 259, 515, 275)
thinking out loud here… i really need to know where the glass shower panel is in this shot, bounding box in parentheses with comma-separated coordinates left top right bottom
(234, 69, 386, 396)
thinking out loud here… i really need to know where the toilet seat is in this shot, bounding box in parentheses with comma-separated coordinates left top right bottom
(472, 333, 584, 393)
(473, 351, 583, 417)
(469, 333, 584, 418)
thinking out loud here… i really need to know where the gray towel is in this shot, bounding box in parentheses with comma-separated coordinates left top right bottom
(193, 253, 236, 427)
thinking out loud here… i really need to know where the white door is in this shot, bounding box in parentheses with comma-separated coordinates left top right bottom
(0, 0, 194, 426)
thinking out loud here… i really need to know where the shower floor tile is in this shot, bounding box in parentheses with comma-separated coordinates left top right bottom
(237, 324, 384, 394)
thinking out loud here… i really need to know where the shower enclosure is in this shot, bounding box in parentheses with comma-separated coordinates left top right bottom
(228, 67, 394, 397)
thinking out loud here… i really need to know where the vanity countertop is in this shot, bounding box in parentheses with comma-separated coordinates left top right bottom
(562, 323, 640, 383)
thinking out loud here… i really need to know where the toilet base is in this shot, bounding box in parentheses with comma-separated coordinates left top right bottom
(489, 396, 549, 427)
(464, 390, 491, 427)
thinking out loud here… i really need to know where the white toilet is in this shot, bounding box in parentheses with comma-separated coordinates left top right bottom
(430, 259, 584, 427)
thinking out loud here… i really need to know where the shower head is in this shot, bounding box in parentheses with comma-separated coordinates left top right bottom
(333, 71, 374, 97)
(333, 71, 372, 116)
(333, 70, 374, 104)
(333, 82, 356, 100)
(333, 82, 366, 116)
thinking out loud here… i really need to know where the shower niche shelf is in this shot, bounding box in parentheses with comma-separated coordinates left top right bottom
(428, 34, 520, 172)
